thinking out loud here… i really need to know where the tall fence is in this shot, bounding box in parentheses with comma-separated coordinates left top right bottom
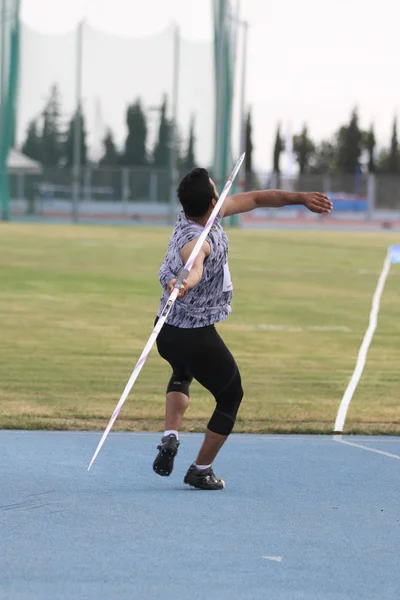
(8, 167, 400, 225)
(249, 172, 400, 223)
(9, 167, 177, 224)
(17, 22, 214, 168)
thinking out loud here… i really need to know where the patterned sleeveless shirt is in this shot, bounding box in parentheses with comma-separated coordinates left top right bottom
(158, 211, 233, 328)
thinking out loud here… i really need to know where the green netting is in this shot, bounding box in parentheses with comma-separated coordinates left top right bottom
(17, 23, 214, 166)
(11, 7, 247, 223)
(0, 0, 20, 220)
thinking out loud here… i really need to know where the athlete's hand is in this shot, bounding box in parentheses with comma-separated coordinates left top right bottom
(302, 192, 332, 214)
(168, 278, 189, 298)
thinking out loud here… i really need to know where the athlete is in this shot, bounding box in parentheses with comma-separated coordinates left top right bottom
(153, 168, 332, 490)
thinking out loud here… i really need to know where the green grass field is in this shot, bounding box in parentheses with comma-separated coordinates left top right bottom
(0, 223, 399, 434)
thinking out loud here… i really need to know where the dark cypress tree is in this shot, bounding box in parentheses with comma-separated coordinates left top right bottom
(22, 119, 42, 161)
(273, 123, 284, 174)
(99, 128, 119, 166)
(336, 108, 363, 173)
(293, 125, 315, 174)
(153, 95, 171, 167)
(41, 84, 63, 166)
(388, 117, 399, 174)
(121, 99, 147, 166)
(183, 116, 196, 171)
(365, 124, 376, 173)
(310, 140, 336, 174)
(64, 109, 88, 167)
(245, 109, 253, 188)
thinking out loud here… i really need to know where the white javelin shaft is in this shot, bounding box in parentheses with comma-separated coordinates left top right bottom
(88, 153, 245, 470)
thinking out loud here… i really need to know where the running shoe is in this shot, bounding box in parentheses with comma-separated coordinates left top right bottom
(184, 464, 225, 490)
(153, 434, 180, 476)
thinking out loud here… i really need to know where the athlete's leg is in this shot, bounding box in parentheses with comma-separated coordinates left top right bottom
(153, 369, 191, 477)
(191, 326, 243, 447)
(153, 324, 193, 476)
(164, 376, 192, 431)
(195, 428, 227, 465)
(184, 326, 243, 488)
(164, 393, 188, 430)
(157, 323, 193, 432)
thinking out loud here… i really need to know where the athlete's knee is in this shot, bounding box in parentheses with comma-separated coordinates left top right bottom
(167, 374, 192, 396)
(207, 367, 243, 436)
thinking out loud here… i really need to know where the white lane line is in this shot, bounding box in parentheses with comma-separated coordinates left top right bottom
(231, 434, 400, 443)
(262, 556, 283, 562)
(334, 438, 400, 460)
(334, 250, 392, 433)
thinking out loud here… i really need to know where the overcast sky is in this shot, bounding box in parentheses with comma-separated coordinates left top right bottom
(21, 0, 400, 170)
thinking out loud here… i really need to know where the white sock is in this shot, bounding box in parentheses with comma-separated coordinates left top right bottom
(164, 430, 179, 439)
(194, 463, 212, 471)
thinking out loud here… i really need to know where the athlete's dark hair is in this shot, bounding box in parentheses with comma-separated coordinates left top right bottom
(177, 168, 215, 217)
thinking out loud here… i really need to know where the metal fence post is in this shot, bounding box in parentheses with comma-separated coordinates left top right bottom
(323, 174, 331, 195)
(122, 168, 129, 214)
(150, 170, 158, 203)
(17, 172, 24, 201)
(84, 167, 91, 203)
(367, 173, 376, 221)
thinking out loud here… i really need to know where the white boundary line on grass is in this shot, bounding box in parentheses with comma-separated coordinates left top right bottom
(333, 436, 400, 460)
(334, 250, 392, 433)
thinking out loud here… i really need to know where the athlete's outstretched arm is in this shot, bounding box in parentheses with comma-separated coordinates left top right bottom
(220, 190, 332, 218)
(167, 238, 211, 298)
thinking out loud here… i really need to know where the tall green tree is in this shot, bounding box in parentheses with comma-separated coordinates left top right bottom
(153, 95, 171, 167)
(22, 119, 42, 161)
(336, 108, 363, 173)
(121, 99, 147, 166)
(310, 140, 336, 173)
(175, 127, 185, 172)
(293, 125, 315, 174)
(64, 109, 88, 167)
(245, 109, 253, 188)
(183, 116, 196, 171)
(388, 117, 399, 173)
(273, 123, 284, 174)
(99, 128, 119, 166)
(41, 84, 63, 166)
(377, 148, 389, 173)
(365, 124, 376, 173)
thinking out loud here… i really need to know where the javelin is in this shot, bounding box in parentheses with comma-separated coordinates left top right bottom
(88, 153, 245, 470)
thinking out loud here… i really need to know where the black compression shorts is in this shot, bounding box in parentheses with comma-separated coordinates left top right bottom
(156, 321, 241, 402)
